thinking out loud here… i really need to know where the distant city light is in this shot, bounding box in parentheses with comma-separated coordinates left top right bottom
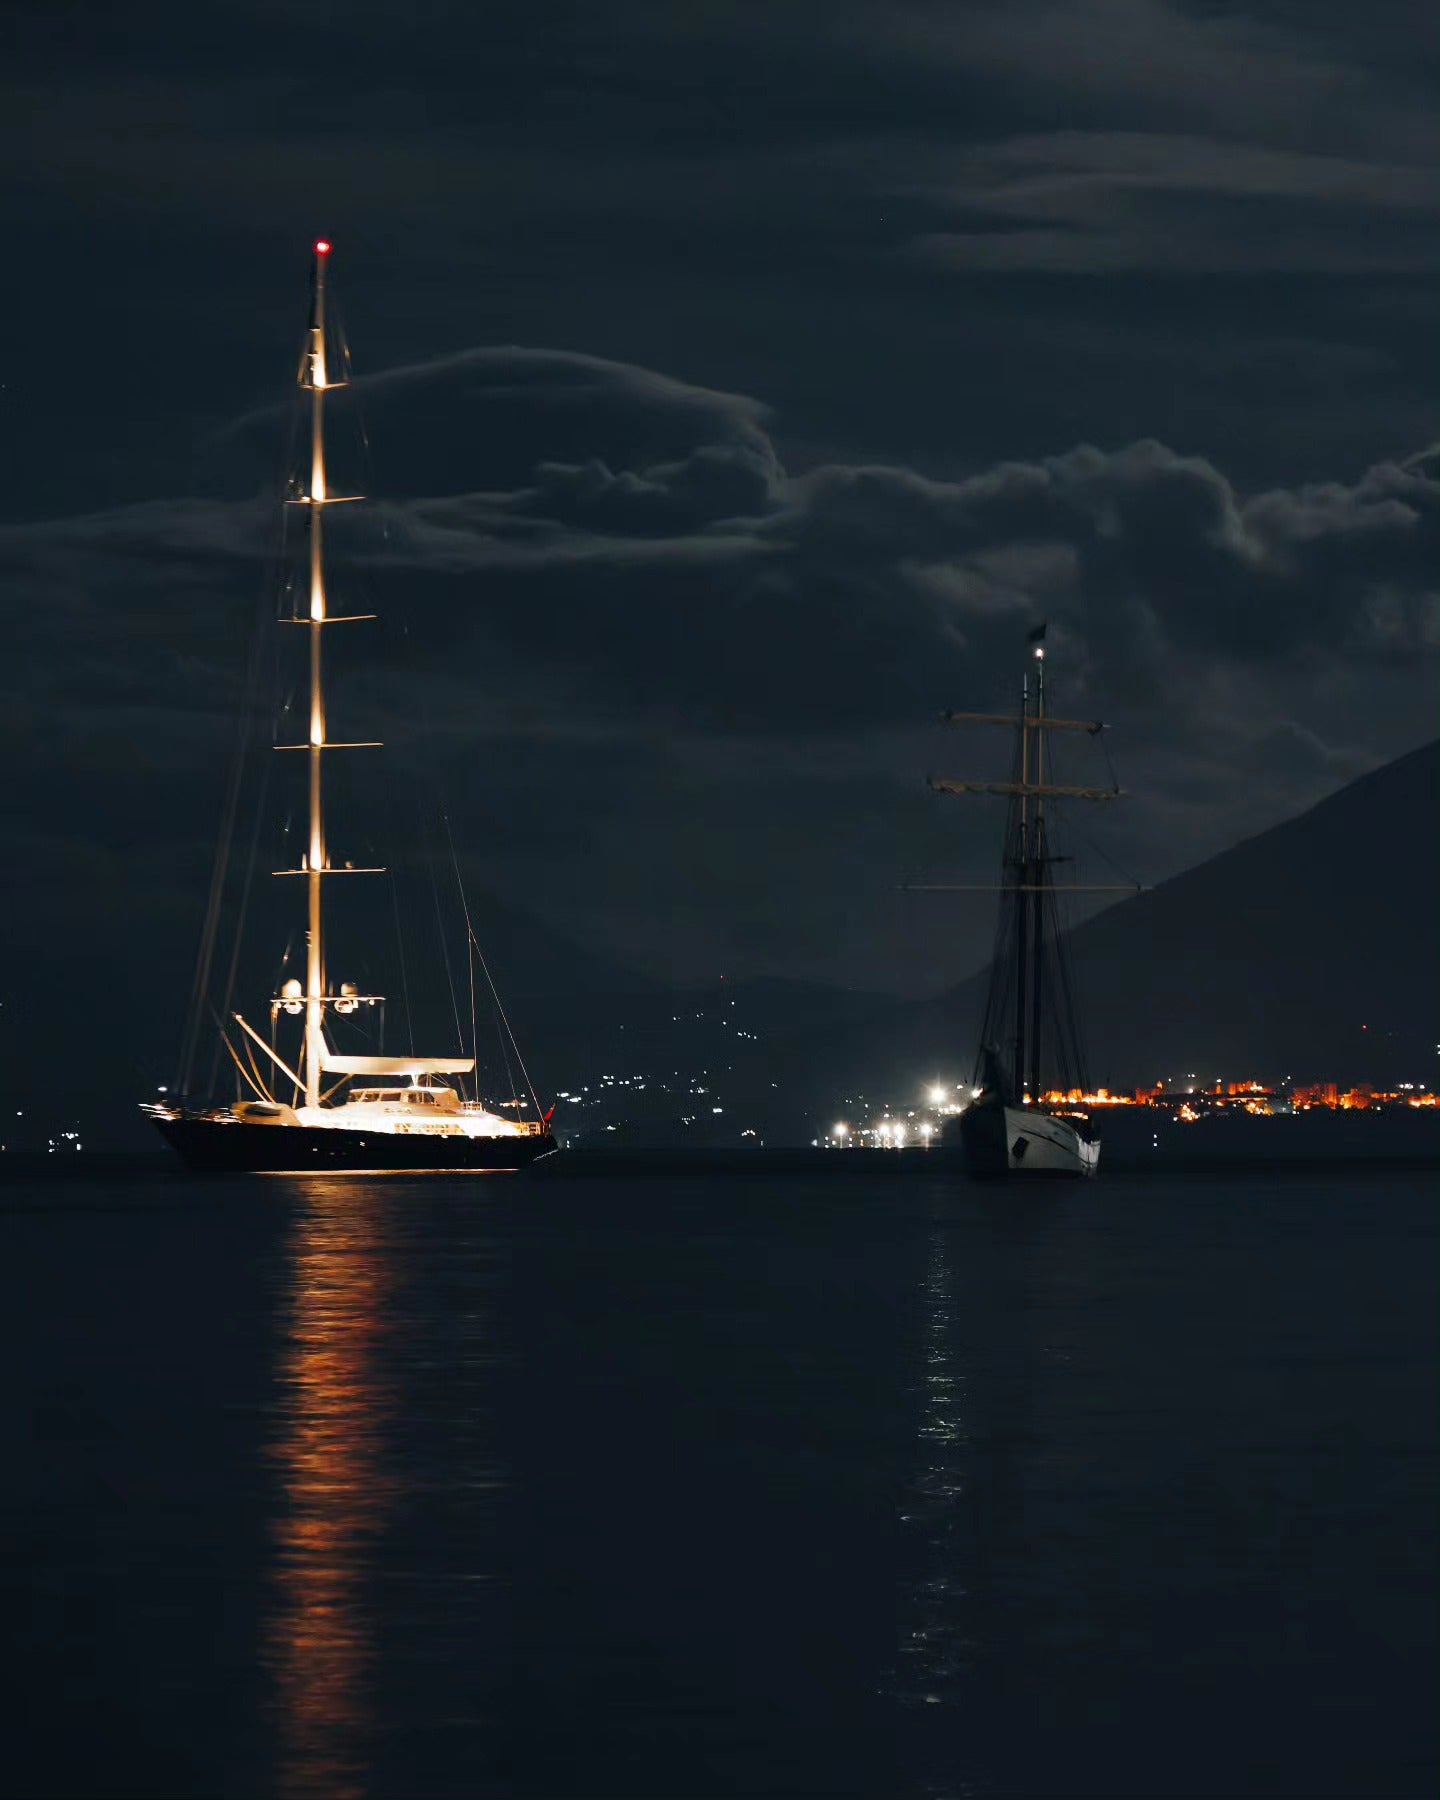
(927, 1084, 949, 1106)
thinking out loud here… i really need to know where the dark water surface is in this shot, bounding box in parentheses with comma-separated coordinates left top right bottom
(1, 1168, 1435, 1799)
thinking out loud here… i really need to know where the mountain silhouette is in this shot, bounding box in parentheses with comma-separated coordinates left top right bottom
(749, 738, 1440, 1131)
(11, 741, 1433, 1149)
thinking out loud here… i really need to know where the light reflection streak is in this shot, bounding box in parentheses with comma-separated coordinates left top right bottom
(891, 1221, 985, 1800)
(265, 1181, 396, 1800)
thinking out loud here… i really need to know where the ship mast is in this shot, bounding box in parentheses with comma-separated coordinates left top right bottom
(1013, 667, 1030, 1101)
(302, 240, 333, 1108)
(1028, 636, 1047, 1104)
(260, 244, 389, 1104)
(924, 626, 1134, 1104)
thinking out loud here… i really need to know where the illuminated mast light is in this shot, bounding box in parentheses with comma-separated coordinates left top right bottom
(304, 238, 332, 1105)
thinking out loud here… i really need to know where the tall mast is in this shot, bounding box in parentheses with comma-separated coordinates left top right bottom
(926, 626, 1131, 1105)
(925, 626, 1120, 1178)
(1013, 668, 1029, 1099)
(303, 240, 333, 1108)
(1028, 638, 1047, 1104)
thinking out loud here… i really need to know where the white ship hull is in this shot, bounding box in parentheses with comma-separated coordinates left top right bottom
(959, 1099, 1100, 1179)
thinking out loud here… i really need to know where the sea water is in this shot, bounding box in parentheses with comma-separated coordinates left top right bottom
(1, 1165, 1435, 1798)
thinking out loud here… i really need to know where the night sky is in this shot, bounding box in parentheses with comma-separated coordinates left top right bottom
(4, 0, 1438, 1016)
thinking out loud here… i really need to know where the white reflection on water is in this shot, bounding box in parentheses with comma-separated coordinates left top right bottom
(891, 1221, 984, 1800)
(264, 1181, 398, 1800)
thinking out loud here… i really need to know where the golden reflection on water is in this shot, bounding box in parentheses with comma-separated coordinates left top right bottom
(265, 1181, 397, 1800)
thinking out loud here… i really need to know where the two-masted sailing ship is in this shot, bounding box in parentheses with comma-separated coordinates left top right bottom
(929, 626, 1130, 1178)
(147, 243, 555, 1173)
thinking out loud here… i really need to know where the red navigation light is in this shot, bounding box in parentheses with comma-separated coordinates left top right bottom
(315, 239, 332, 255)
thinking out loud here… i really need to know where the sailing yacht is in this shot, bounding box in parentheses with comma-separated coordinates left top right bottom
(928, 626, 1131, 1178)
(146, 243, 555, 1173)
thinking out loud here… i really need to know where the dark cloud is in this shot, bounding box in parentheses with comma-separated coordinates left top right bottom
(296, 355, 1440, 730)
(2, 342, 1435, 1001)
(10, 350, 1438, 723)
(226, 347, 779, 500)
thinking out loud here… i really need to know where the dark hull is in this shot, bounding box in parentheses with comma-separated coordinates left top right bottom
(956, 1101, 1010, 1177)
(153, 1115, 555, 1174)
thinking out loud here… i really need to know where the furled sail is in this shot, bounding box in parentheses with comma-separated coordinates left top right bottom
(320, 1054, 476, 1076)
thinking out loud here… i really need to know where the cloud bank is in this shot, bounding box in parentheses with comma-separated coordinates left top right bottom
(2, 346, 1434, 990)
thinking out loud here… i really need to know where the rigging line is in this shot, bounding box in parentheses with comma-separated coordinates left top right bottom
(177, 652, 254, 1094)
(352, 339, 494, 1096)
(178, 413, 297, 1095)
(1100, 727, 1120, 793)
(349, 331, 451, 1074)
(240, 1029, 275, 1105)
(1066, 818, 1146, 893)
(373, 762, 416, 1055)
(207, 692, 278, 1098)
(268, 387, 302, 628)
(491, 967, 518, 1112)
(429, 738, 528, 1114)
(441, 806, 485, 1098)
(470, 938, 488, 1108)
(1051, 919, 1088, 1096)
(222, 1032, 270, 1103)
(389, 873, 416, 1057)
(1036, 887, 1061, 1092)
(356, 339, 466, 1067)
(1039, 806, 1089, 1093)
(339, 320, 390, 622)
(446, 806, 522, 1101)
(341, 324, 378, 496)
(1051, 722, 1144, 892)
(1039, 847, 1087, 1093)
(419, 806, 468, 1057)
(416, 619, 525, 1109)
(465, 921, 543, 1123)
(195, 372, 303, 1096)
(208, 1005, 269, 1104)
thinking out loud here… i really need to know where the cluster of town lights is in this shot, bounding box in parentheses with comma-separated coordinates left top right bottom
(831, 1081, 966, 1148)
(826, 1073, 1435, 1146)
(831, 1118, 937, 1147)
